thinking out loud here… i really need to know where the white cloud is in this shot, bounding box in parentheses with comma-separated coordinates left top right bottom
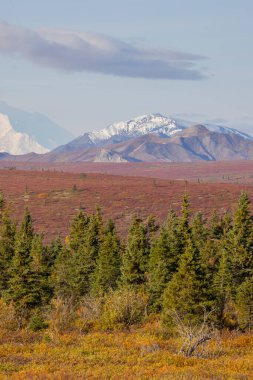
(0, 19, 206, 80)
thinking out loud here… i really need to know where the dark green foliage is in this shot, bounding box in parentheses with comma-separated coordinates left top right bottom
(53, 210, 104, 300)
(29, 234, 52, 306)
(213, 250, 235, 327)
(191, 212, 207, 250)
(91, 219, 121, 295)
(236, 275, 253, 331)
(0, 192, 5, 211)
(148, 227, 178, 311)
(28, 311, 48, 331)
(0, 190, 252, 332)
(0, 209, 16, 296)
(6, 209, 36, 316)
(45, 237, 63, 272)
(209, 210, 223, 239)
(229, 192, 253, 283)
(162, 241, 204, 326)
(121, 217, 150, 287)
(69, 211, 90, 252)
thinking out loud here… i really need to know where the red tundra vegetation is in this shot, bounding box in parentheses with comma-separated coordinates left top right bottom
(0, 165, 253, 242)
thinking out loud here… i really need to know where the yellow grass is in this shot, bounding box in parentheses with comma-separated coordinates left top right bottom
(0, 326, 252, 379)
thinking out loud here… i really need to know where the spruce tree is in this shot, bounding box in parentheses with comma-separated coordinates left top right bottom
(6, 209, 35, 317)
(191, 212, 207, 250)
(0, 209, 16, 296)
(236, 275, 253, 331)
(148, 227, 177, 311)
(213, 250, 234, 327)
(209, 210, 223, 239)
(29, 234, 52, 307)
(69, 211, 90, 252)
(67, 210, 104, 298)
(177, 193, 191, 252)
(162, 241, 203, 326)
(45, 237, 63, 273)
(51, 245, 74, 298)
(229, 192, 253, 283)
(121, 217, 150, 288)
(91, 219, 121, 295)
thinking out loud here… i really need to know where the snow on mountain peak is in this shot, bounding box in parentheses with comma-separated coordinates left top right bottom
(89, 113, 184, 143)
(0, 113, 49, 155)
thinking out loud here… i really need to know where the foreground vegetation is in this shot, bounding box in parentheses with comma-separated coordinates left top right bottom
(0, 325, 252, 379)
(0, 191, 252, 378)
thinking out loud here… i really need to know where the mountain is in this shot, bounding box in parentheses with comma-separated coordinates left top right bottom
(0, 113, 48, 155)
(44, 124, 253, 162)
(1, 113, 253, 162)
(53, 114, 185, 153)
(0, 100, 74, 150)
(54, 113, 253, 157)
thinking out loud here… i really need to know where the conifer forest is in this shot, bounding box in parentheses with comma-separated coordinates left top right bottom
(0, 190, 252, 378)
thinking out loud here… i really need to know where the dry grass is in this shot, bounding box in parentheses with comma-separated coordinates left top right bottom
(0, 324, 252, 379)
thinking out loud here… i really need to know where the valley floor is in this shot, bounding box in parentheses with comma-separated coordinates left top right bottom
(0, 164, 253, 242)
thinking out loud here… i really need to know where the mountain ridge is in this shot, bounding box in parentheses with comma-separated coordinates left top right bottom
(1, 113, 253, 162)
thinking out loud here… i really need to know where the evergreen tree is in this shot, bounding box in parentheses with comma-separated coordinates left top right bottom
(121, 217, 150, 287)
(51, 245, 73, 298)
(220, 212, 232, 236)
(6, 209, 35, 317)
(0, 191, 5, 213)
(177, 193, 191, 251)
(29, 234, 52, 306)
(91, 219, 121, 295)
(228, 192, 253, 283)
(236, 275, 253, 331)
(209, 210, 223, 239)
(191, 212, 207, 250)
(148, 227, 178, 311)
(0, 209, 16, 296)
(213, 250, 235, 327)
(45, 237, 63, 273)
(67, 210, 104, 298)
(163, 241, 204, 326)
(69, 211, 90, 252)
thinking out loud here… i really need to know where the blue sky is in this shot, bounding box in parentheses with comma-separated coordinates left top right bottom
(0, 0, 253, 135)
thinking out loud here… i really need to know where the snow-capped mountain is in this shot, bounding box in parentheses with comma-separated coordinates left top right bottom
(48, 113, 253, 162)
(54, 113, 253, 155)
(0, 100, 74, 150)
(204, 124, 253, 141)
(53, 114, 186, 153)
(89, 114, 184, 143)
(0, 113, 48, 155)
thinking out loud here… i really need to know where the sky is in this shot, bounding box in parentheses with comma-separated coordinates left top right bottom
(0, 0, 253, 136)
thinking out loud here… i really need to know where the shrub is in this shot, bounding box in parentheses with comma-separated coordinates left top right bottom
(47, 297, 76, 336)
(0, 299, 18, 331)
(28, 311, 48, 332)
(99, 288, 148, 330)
(75, 295, 104, 333)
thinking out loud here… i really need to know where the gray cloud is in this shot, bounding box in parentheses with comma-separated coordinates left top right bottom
(0, 19, 207, 80)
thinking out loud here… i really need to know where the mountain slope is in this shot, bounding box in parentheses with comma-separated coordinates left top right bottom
(0, 100, 74, 150)
(53, 114, 185, 153)
(54, 113, 253, 157)
(0, 113, 48, 154)
(1, 114, 253, 162)
(10, 124, 253, 163)
(68, 125, 253, 162)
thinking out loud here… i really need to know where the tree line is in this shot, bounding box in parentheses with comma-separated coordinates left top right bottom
(0, 192, 252, 331)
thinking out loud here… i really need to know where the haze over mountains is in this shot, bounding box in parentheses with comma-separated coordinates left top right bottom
(0, 101, 74, 151)
(0, 113, 48, 155)
(0, 111, 253, 162)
